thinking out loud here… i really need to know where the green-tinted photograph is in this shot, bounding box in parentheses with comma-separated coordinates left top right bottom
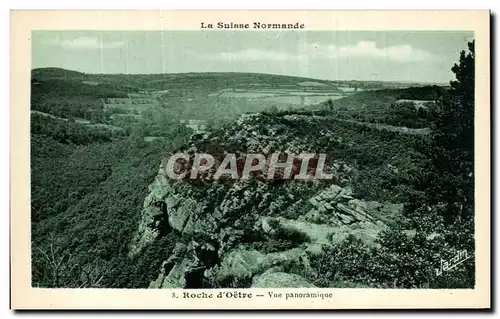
(30, 30, 475, 289)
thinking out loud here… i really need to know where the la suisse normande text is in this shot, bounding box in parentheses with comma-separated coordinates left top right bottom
(201, 22, 306, 29)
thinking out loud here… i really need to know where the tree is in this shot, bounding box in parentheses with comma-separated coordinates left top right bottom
(430, 40, 475, 222)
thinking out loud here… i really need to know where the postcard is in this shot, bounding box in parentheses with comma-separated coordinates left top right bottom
(10, 10, 490, 309)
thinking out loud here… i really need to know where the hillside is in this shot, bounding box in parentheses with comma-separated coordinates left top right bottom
(31, 68, 334, 89)
(30, 64, 474, 289)
(32, 67, 86, 80)
(31, 67, 442, 132)
(305, 85, 445, 129)
(129, 107, 473, 289)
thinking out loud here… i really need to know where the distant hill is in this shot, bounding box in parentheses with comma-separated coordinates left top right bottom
(31, 68, 333, 88)
(31, 67, 432, 92)
(32, 68, 86, 81)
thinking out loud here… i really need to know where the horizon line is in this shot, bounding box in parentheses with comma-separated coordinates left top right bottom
(31, 66, 451, 86)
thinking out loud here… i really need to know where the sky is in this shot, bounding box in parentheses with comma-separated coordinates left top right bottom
(32, 30, 474, 83)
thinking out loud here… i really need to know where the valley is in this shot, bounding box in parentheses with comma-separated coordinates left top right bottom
(30, 65, 474, 289)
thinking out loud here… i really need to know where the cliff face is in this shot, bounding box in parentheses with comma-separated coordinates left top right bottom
(129, 113, 404, 288)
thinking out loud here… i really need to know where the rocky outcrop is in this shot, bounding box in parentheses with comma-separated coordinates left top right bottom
(139, 179, 401, 288)
(130, 113, 405, 288)
(204, 246, 313, 287)
(212, 248, 265, 281)
(149, 241, 217, 288)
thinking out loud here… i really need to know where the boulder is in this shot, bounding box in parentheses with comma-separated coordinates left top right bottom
(324, 185, 343, 198)
(215, 248, 266, 282)
(347, 199, 377, 220)
(323, 202, 334, 211)
(338, 212, 355, 224)
(159, 257, 196, 288)
(347, 199, 376, 219)
(336, 203, 369, 222)
(167, 197, 197, 233)
(308, 185, 354, 213)
(149, 250, 198, 289)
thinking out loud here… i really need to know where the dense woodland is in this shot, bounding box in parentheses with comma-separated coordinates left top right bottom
(31, 41, 475, 288)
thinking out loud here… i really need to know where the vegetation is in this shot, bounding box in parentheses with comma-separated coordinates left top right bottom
(306, 41, 475, 289)
(31, 93, 190, 287)
(429, 40, 475, 222)
(30, 40, 475, 289)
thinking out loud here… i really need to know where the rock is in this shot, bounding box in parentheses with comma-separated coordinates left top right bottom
(346, 200, 375, 221)
(308, 197, 319, 207)
(167, 197, 197, 233)
(336, 203, 369, 222)
(149, 261, 169, 288)
(172, 242, 188, 256)
(144, 174, 171, 207)
(316, 192, 332, 202)
(323, 202, 334, 211)
(309, 185, 354, 211)
(149, 251, 199, 289)
(338, 212, 355, 224)
(212, 245, 316, 287)
(348, 199, 368, 211)
(251, 271, 316, 288)
(160, 257, 196, 288)
(131, 121, 408, 288)
(129, 206, 161, 257)
(215, 248, 266, 282)
(326, 184, 343, 197)
(130, 173, 202, 256)
(182, 212, 214, 237)
(365, 200, 383, 212)
(328, 217, 343, 226)
(316, 204, 329, 213)
(337, 203, 356, 216)
(338, 187, 354, 201)
(150, 240, 219, 288)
